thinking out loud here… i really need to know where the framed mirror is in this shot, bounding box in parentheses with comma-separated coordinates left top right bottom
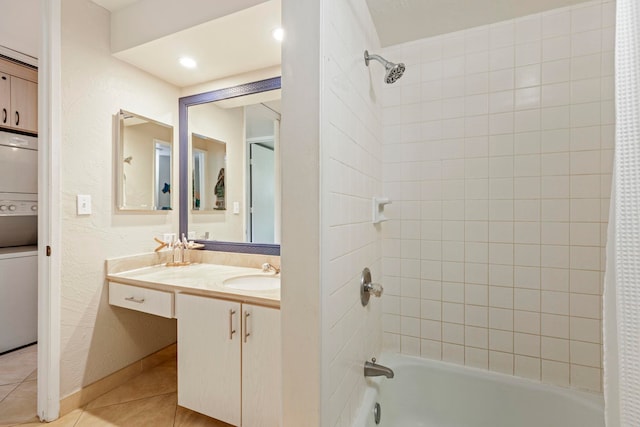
(179, 77, 281, 255)
(116, 109, 173, 211)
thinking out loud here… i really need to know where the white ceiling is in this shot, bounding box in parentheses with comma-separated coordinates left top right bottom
(93, 0, 281, 88)
(92, 0, 593, 87)
(91, 0, 138, 12)
(366, 0, 593, 46)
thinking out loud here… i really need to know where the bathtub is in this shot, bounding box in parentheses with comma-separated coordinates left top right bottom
(353, 353, 604, 427)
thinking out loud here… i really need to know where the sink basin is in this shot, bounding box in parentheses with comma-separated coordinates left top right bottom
(223, 274, 280, 291)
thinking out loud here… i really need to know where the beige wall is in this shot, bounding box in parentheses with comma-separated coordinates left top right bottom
(60, 0, 179, 399)
(0, 0, 40, 59)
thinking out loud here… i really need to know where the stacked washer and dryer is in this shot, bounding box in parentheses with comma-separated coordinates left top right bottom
(0, 130, 38, 354)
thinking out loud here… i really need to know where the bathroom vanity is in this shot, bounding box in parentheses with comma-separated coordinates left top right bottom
(106, 255, 280, 427)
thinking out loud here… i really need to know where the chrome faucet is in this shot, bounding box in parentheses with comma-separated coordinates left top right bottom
(364, 357, 394, 379)
(262, 262, 280, 274)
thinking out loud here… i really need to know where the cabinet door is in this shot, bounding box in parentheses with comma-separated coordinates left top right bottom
(0, 73, 10, 129)
(177, 294, 241, 426)
(10, 76, 37, 133)
(242, 304, 281, 427)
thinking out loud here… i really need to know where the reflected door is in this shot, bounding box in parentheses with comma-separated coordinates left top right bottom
(249, 143, 274, 243)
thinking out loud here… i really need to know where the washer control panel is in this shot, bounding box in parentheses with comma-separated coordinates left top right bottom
(0, 200, 37, 216)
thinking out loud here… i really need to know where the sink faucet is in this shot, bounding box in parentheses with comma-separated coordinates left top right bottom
(262, 262, 280, 274)
(364, 358, 394, 378)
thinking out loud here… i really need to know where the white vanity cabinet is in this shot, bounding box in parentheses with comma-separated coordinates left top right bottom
(176, 293, 281, 427)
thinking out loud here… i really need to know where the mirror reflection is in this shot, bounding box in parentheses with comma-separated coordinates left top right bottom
(191, 133, 226, 211)
(117, 110, 173, 211)
(186, 90, 281, 244)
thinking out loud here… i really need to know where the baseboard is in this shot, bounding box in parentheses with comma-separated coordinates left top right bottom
(59, 343, 177, 416)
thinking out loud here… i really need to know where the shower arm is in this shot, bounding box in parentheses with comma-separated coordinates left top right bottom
(364, 51, 391, 69)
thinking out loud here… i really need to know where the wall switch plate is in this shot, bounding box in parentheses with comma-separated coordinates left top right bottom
(233, 202, 240, 214)
(163, 233, 176, 244)
(77, 194, 91, 215)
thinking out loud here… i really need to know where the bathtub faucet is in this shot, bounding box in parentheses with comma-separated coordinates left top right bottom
(364, 357, 394, 379)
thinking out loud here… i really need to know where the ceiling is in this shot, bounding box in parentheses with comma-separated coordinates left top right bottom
(366, 0, 593, 46)
(92, 0, 593, 86)
(93, 0, 281, 88)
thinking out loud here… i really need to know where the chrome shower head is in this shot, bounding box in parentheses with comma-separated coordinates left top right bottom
(364, 50, 406, 84)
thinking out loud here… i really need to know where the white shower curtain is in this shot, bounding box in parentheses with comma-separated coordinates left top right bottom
(604, 1, 640, 425)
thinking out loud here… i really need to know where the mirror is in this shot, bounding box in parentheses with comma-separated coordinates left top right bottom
(191, 133, 226, 211)
(179, 77, 281, 254)
(117, 110, 173, 211)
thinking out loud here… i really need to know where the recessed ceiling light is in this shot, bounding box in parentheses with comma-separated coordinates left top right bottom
(272, 27, 284, 42)
(179, 57, 197, 69)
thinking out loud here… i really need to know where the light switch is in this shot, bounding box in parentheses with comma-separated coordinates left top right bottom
(77, 194, 91, 215)
(233, 202, 240, 214)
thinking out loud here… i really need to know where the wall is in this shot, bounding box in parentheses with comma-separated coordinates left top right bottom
(320, 0, 384, 425)
(0, 0, 40, 61)
(189, 102, 244, 241)
(60, 0, 179, 398)
(381, 0, 614, 392)
(280, 0, 321, 423)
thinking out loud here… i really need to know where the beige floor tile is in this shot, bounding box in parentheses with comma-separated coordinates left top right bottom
(0, 346, 37, 386)
(174, 406, 235, 427)
(87, 360, 177, 410)
(75, 392, 177, 427)
(141, 344, 177, 371)
(0, 380, 37, 426)
(16, 408, 84, 427)
(23, 370, 36, 382)
(0, 383, 18, 402)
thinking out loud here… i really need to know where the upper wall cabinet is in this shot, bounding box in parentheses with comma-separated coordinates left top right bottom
(0, 58, 38, 135)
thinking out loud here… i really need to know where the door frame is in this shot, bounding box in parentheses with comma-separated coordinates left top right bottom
(37, 0, 61, 421)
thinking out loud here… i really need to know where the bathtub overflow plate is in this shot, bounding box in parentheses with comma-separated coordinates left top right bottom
(374, 402, 381, 424)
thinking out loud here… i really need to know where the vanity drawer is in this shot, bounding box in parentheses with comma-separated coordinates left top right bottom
(109, 282, 174, 318)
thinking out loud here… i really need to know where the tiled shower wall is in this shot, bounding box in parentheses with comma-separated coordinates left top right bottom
(380, 0, 614, 392)
(322, 0, 383, 425)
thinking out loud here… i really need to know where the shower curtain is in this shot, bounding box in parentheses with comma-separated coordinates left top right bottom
(604, 1, 640, 425)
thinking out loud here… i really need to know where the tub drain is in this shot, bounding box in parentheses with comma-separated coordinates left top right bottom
(374, 402, 381, 425)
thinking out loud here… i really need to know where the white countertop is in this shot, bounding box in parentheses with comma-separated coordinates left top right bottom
(107, 263, 280, 308)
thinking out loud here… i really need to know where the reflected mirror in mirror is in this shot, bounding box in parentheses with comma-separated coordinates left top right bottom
(117, 110, 173, 211)
(191, 133, 226, 211)
(179, 77, 281, 253)
(186, 87, 281, 244)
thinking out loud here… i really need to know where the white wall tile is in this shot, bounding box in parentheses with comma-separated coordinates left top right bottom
(381, 0, 609, 394)
(542, 360, 570, 386)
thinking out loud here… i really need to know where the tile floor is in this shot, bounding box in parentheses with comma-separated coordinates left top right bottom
(0, 345, 233, 426)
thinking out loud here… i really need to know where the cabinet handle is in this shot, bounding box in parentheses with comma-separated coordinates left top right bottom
(243, 310, 251, 343)
(124, 296, 145, 304)
(15, 111, 19, 126)
(229, 309, 236, 340)
(2, 108, 5, 124)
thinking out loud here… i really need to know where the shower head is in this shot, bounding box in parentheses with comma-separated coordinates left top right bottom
(364, 50, 405, 84)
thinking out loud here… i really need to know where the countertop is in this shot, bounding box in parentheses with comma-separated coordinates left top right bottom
(107, 262, 280, 309)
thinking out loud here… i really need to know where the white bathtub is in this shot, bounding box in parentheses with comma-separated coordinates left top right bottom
(353, 353, 604, 427)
